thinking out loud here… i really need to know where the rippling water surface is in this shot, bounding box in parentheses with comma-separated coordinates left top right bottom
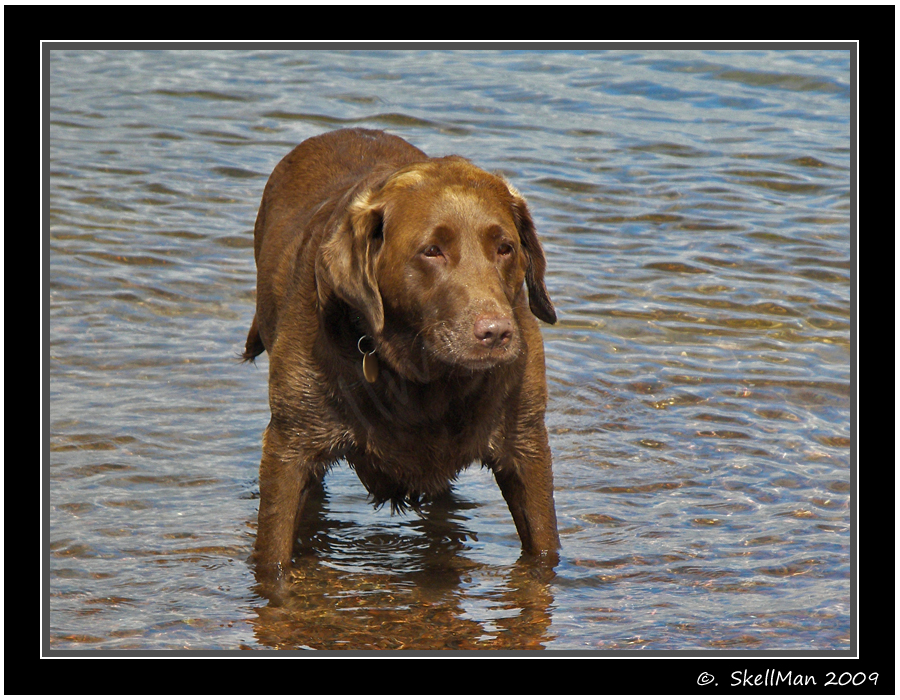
(46, 47, 852, 651)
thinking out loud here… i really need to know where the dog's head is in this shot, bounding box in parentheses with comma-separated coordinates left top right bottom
(317, 156, 555, 380)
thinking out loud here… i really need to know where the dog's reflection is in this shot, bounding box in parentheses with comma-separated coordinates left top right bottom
(250, 482, 557, 651)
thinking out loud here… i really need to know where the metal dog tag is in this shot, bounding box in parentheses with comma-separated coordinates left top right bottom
(362, 351, 379, 383)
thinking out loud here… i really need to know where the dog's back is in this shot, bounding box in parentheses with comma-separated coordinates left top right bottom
(245, 129, 427, 360)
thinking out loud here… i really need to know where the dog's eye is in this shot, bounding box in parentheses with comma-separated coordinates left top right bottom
(498, 243, 514, 257)
(422, 245, 444, 258)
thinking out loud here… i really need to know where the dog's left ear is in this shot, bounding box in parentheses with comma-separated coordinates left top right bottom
(507, 186, 557, 324)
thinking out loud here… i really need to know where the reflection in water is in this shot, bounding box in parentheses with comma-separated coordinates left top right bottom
(250, 485, 556, 650)
(46, 48, 851, 651)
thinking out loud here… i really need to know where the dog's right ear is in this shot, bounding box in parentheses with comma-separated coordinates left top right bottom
(316, 187, 385, 335)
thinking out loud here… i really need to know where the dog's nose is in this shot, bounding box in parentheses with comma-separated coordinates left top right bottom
(474, 315, 513, 348)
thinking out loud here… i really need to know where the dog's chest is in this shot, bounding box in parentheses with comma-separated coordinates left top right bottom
(347, 371, 508, 464)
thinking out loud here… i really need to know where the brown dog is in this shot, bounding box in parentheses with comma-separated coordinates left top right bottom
(244, 128, 559, 580)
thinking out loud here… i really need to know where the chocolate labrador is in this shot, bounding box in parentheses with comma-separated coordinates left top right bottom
(244, 128, 559, 580)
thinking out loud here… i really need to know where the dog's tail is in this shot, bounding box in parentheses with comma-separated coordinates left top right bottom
(241, 314, 266, 362)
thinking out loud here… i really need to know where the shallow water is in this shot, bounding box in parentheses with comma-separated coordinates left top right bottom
(46, 47, 852, 651)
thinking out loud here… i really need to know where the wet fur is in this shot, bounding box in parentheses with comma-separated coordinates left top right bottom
(244, 128, 559, 580)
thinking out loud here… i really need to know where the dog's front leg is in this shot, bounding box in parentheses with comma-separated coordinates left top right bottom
(252, 421, 319, 582)
(492, 427, 560, 560)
